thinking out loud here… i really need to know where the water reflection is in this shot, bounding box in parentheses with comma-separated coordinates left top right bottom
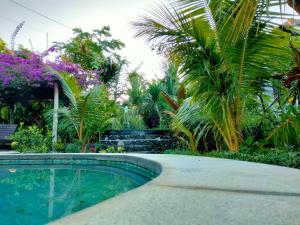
(0, 165, 147, 225)
(48, 168, 55, 219)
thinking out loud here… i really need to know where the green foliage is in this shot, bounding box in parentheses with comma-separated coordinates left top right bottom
(164, 146, 300, 169)
(142, 81, 162, 128)
(127, 71, 146, 106)
(45, 71, 116, 152)
(134, 0, 295, 152)
(52, 141, 66, 152)
(65, 143, 81, 153)
(125, 64, 184, 129)
(267, 105, 300, 147)
(168, 98, 211, 152)
(127, 71, 165, 128)
(0, 38, 7, 53)
(100, 146, 125, 153)
(204, 148, 300, 169)
(11, 125, 50, 153)
(109, 106, 145, 130)
(161, 63, 179, 97)
(56, 27, 126, 88)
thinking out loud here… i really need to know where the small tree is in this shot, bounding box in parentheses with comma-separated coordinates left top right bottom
(55, 27, 127, 97)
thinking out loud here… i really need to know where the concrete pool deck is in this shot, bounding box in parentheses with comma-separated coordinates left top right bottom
(47, 154, 300, 225)
(0, 153, 299, 225)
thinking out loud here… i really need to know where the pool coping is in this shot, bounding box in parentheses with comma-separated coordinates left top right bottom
(0, 153, 162, 175)
(1, 153, 300, 225)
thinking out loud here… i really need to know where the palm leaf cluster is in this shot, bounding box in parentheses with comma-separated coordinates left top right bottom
(46, 72, 115, 152)
(134, 0, 296, 152)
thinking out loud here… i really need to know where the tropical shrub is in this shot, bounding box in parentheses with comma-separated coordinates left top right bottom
(267, 105, 300, 147)
(142, 81, 162, 128)
(52, 141, 66, 152)
(11, 125, 51, 153)
(127, 70, 146, 107)
(45, 71, 116, 152)
(65, 143, 81, 153)
(126, 71, 165, 128)
(109, 106, 145, 130)
(169, 99, 203, 152)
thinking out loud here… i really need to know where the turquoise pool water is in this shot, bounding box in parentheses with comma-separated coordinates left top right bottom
(0, 162, 152, 225)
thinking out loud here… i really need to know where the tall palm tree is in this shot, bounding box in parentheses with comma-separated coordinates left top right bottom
(134, 0, 294, 152)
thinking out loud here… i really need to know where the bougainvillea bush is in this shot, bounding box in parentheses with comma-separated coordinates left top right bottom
(0, 50, 100, 89)
(0, 49, 102, 111)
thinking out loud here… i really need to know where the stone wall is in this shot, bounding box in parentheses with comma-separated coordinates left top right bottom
(100, 130, 177, 153)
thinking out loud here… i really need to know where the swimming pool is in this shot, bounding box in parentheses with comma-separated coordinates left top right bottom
(0, 155, 160, 225)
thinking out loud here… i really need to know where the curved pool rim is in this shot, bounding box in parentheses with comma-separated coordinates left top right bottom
(0, 153, 162, 181)
(0, 153, 162, 176)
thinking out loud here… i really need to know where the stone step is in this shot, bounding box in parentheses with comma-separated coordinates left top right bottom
(100, 144, 165, 153)
(103, 130, 172, 136)
(98, 130, 177, 154)
(102, 135, 173, 140)
(100, 139, 173, 145)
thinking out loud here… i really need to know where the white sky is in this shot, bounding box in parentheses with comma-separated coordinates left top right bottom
(0, 0, 298, 82)
(0, 0, 165, 80)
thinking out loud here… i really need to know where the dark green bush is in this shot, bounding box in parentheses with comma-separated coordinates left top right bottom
(65, 143, 81, 153)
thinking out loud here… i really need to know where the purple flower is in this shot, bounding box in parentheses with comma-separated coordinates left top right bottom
(0, 50, 101, 88)
(3, 77, 12, 85)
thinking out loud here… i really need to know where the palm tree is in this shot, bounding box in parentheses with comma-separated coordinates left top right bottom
(46, 72, 115, 152)
(134, 0, 294, 152)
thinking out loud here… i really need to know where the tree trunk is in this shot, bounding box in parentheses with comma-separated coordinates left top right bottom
(79, 121, 86, 152)
(52, 83, 59, 150)
(230, 138, 239, 153)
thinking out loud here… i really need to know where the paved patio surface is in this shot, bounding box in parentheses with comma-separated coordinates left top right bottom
(47, 154, 300, 225)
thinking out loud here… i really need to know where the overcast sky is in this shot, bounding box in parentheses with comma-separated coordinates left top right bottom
(0, 0, 164, 80)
